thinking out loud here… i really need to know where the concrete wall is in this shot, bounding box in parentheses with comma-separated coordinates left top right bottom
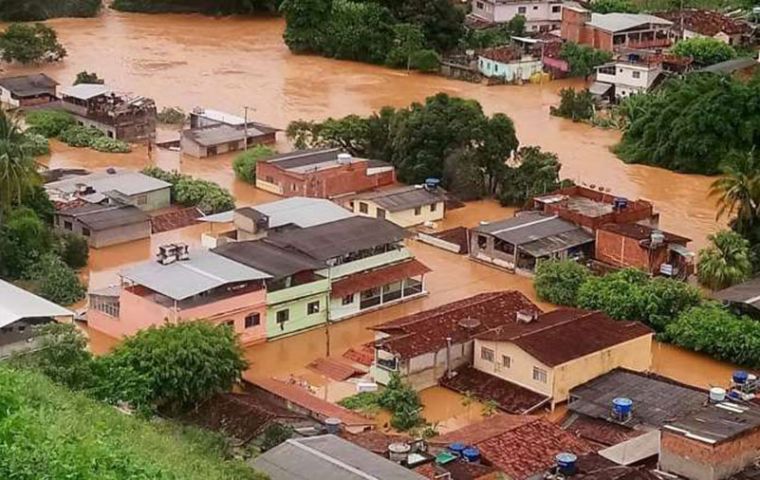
(478, 57, 544, 81)
(352, 200, 445, 228)
(133, 188, 170, 211)
(474, 339, 555, 397)
(661, 427, 760, 480)
(469, 232, 517, 270)
(266, 291, 328, 339)
(56, 215, 151, 249)
(0, 87, 19, 108)
(472, 0, 563, 29)
(180, 135, 206, 158)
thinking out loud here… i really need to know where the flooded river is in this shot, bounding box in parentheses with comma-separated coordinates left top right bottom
(3, 9, 736, 427)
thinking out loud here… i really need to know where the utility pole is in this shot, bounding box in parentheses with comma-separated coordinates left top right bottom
(243, 105, 252, 151)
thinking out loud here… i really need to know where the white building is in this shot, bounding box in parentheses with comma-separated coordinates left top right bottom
(594, 60, 663, 100)
(471, 0, 566, 32)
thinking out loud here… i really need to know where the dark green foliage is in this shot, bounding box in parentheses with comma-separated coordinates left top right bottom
(55, 231, 90, 269)
(19, 185, 55, 225)
(323, 0, 396, 63)
(22, 323, 98, 391)
(0, 110, 40, 212)
(59, 125, 105, 147)
(0, 207, 53, 279)
(460, 16, 525, 50)
(0, 23, 66, 64)
(559, 42, 612, 78)
(113, 0, 281, 14)
(74, 70, 104, 85)
(157, 107, 188, 125)
(233, 145, 275, 183)
(614, 74, 760, 174)
(534, 260, 591, 306)
(499, 146, 565, 206)
(261, 424, 294, 451)
(671, 37, 737, 67)
(697, 230, 753, 290)
(0, 0, 100, 21)
(382, 0, 465, 53)
(385, 23, 425, 70)
(410, 49, 440, 72)
(25, 110, 76, 138)
(26, 253, 86, 305)
(589, 0, 639, 13)
(141, 167, 235, 213)
(0, 366, 266, 479)
(378, 374, 424, 431)
(664, 304, 760, 367)
(640, 277, 703, 331)
(22, 132, 50, 157)
(550, 88, 595, 121)
(281, 0, 334, 53)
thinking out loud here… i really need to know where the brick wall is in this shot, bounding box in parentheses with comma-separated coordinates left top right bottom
(661, 428, 760, 480)
(561, 8, 589, 43)
(256, 161, 395, 199)
(595, 229, 668, 273)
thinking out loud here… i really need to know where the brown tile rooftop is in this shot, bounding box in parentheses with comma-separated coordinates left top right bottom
(373, 291, 543, 358)
(440, 366, 549, 414)
(343, 343, 375, 367)
(341, 430, 412, 455)
(599, 222, 690, 244)
(655, 9, 751, 36)
(561, 414, 645, 449)
(151, 206, 203, 234)
(308, 356, 364, 381)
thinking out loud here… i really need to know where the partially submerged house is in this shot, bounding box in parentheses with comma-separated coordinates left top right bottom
(592, 52, 692, 101)
(477, 46, 544, 82)
(87, 248, 272, 343)
(180, 107, 278, 158)
(656, 9, 752, 45)
(469, 211, 594, 274)
(348, 183, 446, 228)
(0, 73, 58, 108)
(370, 291, 542, 390)
(255, 148, 396, 199)
(54, 203, 152, 248)
(469, 0, 567, 32)
(59, 83, 156, 142)
(713, 277, 760, 318)
(561, 7, 673, 52)
(45, 169, 171, 211)
(0, 279, 74, 359)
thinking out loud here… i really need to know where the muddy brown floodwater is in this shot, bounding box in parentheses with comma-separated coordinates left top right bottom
(3, 9, 737, 427)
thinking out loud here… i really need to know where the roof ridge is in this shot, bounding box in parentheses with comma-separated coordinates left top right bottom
(287, 437, 380, 480)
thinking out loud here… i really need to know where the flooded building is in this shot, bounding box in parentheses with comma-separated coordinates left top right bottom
(255, 148, 396, 199)
(347, 183, 446, 228)
(0, 279, 74, 359)
(0, 73, 58, 109)
(561, 7, 673, 52)
(469, 211, 594, 274)
(59, 83, 157, 142)
(655, 9, 752, 46)
(180, 107, 278, 158)
(87, 248, 272, 343)
(370, 291, 542, 389)
(469, 0, 566, 32)
(713, 277, 760, 319)
(592, 53, 691, 101)
(54, 203, 152, 248)
(477, 46, 544, 83)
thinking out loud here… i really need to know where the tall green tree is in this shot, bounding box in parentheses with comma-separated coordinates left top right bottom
(672, 37, 737, 67)
(386, 23, 425, 70)
(0, 23, 67, 63)
(559, 42, 613, 78)
(280, 0, 332, 53)
(0, 0, 101, 21)
(710, 149, 760, 229)
(0, 111, 39, 213)
(499, 146, 564, 206)
(698, 230, 753, 290)
(0, 207, 52, 278)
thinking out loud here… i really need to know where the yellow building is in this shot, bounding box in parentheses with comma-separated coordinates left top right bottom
(473, 309, 653, 408)
(348, 185, 446, 228)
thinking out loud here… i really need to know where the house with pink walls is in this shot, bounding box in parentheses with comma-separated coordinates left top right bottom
(87, 247, 271, 344)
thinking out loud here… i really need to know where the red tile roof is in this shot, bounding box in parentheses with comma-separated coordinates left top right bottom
(246, 377, 374, 427)
(504, 310, 653, 367)
(151, 206, 203, 233)
(562, 414, 644, 449)
(341, 430, 412, 454)
(343, 343, 375, 367)
(373, 291, 543, 358)
(440, 366, 549, 414)
(433, 414, 534, 446)
(598, 222, 690, 245)
(655, 9, 750, 36)
(331, 259, 431, 299)
(308, 357, 363, 381)
(479, 46, 523, 63)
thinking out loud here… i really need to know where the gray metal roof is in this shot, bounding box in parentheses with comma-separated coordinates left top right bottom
(698, 57, 758, 75)
(473, 212, 582, 246)
(46, 169, 171, 197)
(354, 186, 445, 212)
(250, 435, 426, 480)
(120, 251, 271, 301)
(213, 241, 325, 279)
(588, 13, 672, 32)
(664, 401, 760, 445)
(568, 369, 706, 429)
(183, 122, 277, 147)
(519, 228, 594, 257)
(266, 216, 408, 261)
(714, 276, 760, 309)
(248, 197, 353, 229)
(58, 204, 150, 230)
(0, 73, 58, 97)
(59, 83, 111, 100)
(0, 279, 74, 328)
(262, 148, 343, 170)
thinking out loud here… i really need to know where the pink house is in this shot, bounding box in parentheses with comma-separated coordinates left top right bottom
(87, 248, 271, 344)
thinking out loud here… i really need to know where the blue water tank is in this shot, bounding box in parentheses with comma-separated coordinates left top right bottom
(425, 178, 441, 190)
(612, 397, 633, 417)
(448, 443, 466, 456)
(613, 197, 629, 210)
(462, 447, 481, 463)
(556, 453, 578, 475)
(734, 370, 749, 384)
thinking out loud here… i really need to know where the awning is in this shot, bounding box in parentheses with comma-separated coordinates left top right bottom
(519, 228, 594, 258)
(668, 243, 694, 257)
(589, 81, 613, 97)
(0, 279, 74, 327)
(331, 260, 431, 299)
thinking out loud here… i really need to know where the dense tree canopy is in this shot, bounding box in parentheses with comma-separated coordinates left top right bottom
(74, 70, 104, 85)
(671, 37, 737, 67)
(142, 167, 235, 213)
(559, 42, 613, 78)
(0, 0, 100, 21)
(499, 146, 569, 206)
(697, 230, 753, 290)
(113, 0, 281, 13)
(550, 88, 595, 122)
(233, 145, 275, 183)
(534, 259, 591, 306)
(589, 0, 639, 13)
(0, 23, 66, 64)
(0, 111, 40, 212)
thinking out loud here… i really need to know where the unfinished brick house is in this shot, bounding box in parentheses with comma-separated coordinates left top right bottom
(255, 148, 396, 199)
(561, 6, 673, 52)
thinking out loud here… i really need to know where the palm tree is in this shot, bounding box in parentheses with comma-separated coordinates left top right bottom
(697, 230, 753, 290)
(709, 149, 760, 226)
(0, 110, 38, 215)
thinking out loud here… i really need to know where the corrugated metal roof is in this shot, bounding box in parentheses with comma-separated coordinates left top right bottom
(262, 148, 343, 170)
(588, 13, 672, 32)
(120, 251, 271, 301)
(59, 83, 111, 100)
(0, 73, 58, 96)
(46, 169, 171, 197)
(519, 228, 594, 257)
(250, 197, 353, 229)
(0, 279, 73, 327)
(183, 122, 277, 147)
(251, 435, 426, 480)
(58, 204, 150, 230)
(354, 186, 444, 212)
(714, 276, 760, 309)
(665, 401, 760, 444)
(473, 212, 582, 246)
(213, 241, 324, 279)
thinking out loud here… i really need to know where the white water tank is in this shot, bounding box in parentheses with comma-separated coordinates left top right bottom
(337, 153, 353, 165)
(388, 443, 411, 463)
(709, 387, 727, 403)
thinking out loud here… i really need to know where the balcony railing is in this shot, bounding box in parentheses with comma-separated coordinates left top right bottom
(267, 278, 330, 305)
(624, 38, 671, 49)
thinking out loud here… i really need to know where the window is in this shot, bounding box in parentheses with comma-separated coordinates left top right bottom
(502, 355, 512, 368)
(377, 208, 386, 219)
(414, 206, 422, 216)
(291, 184, 297, 192)
(632, 71, 641, 79)
(265, 176, 274, 183)
(359, 202, 369, 214)
(224, 320, 235, 329)
(518, 6, 526, 13)
(136, 194, 147, 205)
(477, 235, 488, 250)
(533, 366, 548, 383)
(481, 347, 494, 362)
(82, 228, 91, 237)
(245, 313, 260, 328)
(430, 203, 437, 212)
(533, 5, 538, 9)
(476, 0, 484, 8)
(64, 221, 73, 231)
(342, 294, 354, 305)
(276, 309, 289, 329)
(552, 5, 561, 12)
(307, 301, 320, 315)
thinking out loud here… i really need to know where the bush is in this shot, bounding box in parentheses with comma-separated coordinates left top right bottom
(54, 231, 89, 269)
(550, 88, 595, 122)
(90, 136, 132, 153)
(21, 323, 97, 390)
(0, 0, 101, 21)
(233, 145, 275, 184)
(378, 374, 425, 431)
(25, 110, 75, 138)
(0, 22, 67, 63)
(261, 424, 294, 451)
(410, 49, 440, 72)
(141, 166, 234, 213)
(73, 70, 104, 85)
(534, 260, 591, 306)
(157, 106, 187, 125)
(0, 207, 53, 279)
(26, 253, 86, 305)
(23, 132, 50, 156)
(672, 37, 737, 67)
(640, 277, 702, 332)
(558, 42, 612, 78)
(141, 166, 188, 187)
(59, 125, 104, 147)
(665, 304, 760, 367)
